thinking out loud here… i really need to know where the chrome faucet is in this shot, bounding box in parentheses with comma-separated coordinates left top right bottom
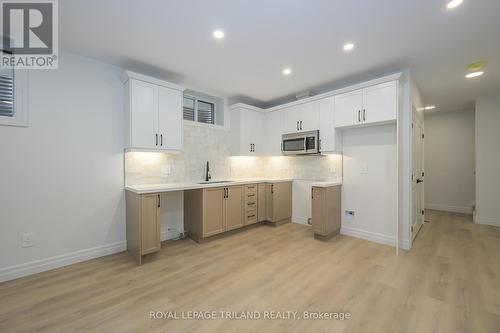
(205, 161, 211, 182)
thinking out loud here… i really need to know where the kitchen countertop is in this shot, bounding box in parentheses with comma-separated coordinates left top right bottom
(125, 178, 294, 194)
(310, 181, 343, 188)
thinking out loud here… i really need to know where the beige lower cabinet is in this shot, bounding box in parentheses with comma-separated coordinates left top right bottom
(126, 191, 161, 265)
(257, 183, 267, 222)
(265, 182, 292, 225)
(185, 185, 244, 242)
(312, 185, 341, 240)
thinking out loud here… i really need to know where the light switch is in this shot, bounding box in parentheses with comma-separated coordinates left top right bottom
(360, 162, 368, 174)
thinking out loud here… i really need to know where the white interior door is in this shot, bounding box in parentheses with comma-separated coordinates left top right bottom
(411, 111, 424, 241)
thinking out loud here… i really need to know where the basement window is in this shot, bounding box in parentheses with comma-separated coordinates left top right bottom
(0, 49, 28, 127)
(183, 90, 223, 126)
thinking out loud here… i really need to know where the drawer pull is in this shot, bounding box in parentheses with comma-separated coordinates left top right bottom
(247, 202, 255, 206)
(247, 214, 256, 218)
(247, 193, 255, 197)
(247, 186, 255, 189)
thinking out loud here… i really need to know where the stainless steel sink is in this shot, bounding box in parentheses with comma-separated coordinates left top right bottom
(197, 180, 231, 184)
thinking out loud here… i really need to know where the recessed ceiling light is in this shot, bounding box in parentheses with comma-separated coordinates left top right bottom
(465, 71, 484, 78)
(283, 68, 292, 75)
(424, 106, 436, 110)
(447, 0, 463, 9)
(213, 30, 224, 39)
(343, 43, 354, 51)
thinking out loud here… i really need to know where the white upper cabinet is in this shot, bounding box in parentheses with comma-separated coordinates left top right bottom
(123, 71, 184, 151)
(334, 81, 398, 128)
(158, 86, 183, 150)
(229, 104, 266, 156)
(318, 97, 342, 153)
(266, 110, 284, 155)
(283, 101, 320, 133)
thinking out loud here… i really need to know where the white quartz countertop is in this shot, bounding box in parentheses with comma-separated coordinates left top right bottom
(310, 181, 343, 188)
(125, 178, 293, 194)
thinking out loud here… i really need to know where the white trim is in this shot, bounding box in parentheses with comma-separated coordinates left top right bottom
(121, 70, 185, 91)
(0, 241, 126, 283)
(425, 203, 472, 214)
(266, 72, 403, 112)
(340, 226, 396, 247)
(292, 215, 310, 225)
(229, 103, 266, 113)
(182, 119, 229, 131)
(474, 216, 500, 226)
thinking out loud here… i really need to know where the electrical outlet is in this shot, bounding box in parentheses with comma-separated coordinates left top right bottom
(329, 166, 336, 174)
(22, 232, 35, 248)
(345, 211, 355, 220)
(161, 164, 171, 176)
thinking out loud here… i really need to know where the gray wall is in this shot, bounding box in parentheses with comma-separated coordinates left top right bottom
(424, 110, 475, 213)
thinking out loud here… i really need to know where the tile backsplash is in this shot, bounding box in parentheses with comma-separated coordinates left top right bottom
(125, 123, 342, 186)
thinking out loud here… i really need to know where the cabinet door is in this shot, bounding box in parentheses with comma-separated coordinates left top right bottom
(272, 182, 292, 221)
(362, 81, 397, 125)
(283, 105, 301, 133)
(319, 97, 339, 152)
(130, 79, 158, 148)
(311, 187, 326, 235)
(266, 111, 284, 155)
(141, 194, 160, 255)
(297, 101, 320, 132)
(257, 183, 267, 222)
(334, 89, 363, 128)
(202, 188, 225, 237)
(240, 109, 266, 155)
(225, 186, 244, 230)
(158, 86, 183, 150)
(265, 184, 274, 221)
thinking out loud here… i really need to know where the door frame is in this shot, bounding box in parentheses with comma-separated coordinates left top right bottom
(411, 108, 425, 243)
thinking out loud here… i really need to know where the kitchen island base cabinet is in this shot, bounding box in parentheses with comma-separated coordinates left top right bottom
(312, 185, 341, 241)
(265, 182, 292, 226)
(126, 191, 161, 265)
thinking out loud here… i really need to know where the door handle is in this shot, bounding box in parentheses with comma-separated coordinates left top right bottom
(271, 185, 274, 194)
(311, 188, 314, 199)
(416, 179, 423, 184)
(160, 134, 163, 146)
(300, 121, 303, 130)
(157, 194, 160, 208)
(358, 110, 361, 122)
(363, 109, 366, 121)
(296, 121, 299, 131)
(155, 134, 158, 146)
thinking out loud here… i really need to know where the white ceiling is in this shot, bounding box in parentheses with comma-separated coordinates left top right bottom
(60, 0, 500, 111)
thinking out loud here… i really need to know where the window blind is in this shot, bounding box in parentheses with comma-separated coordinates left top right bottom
(197, 100, 214, 124)
(0, 71, 14, 117)
(183, 96, 195, 121)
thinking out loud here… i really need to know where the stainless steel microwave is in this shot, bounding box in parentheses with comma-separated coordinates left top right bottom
(281, 130, 319, 155)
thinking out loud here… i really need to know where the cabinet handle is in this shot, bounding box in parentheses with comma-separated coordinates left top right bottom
(157, 194, 160, 208)
(311, 188, 314, 199)
(160, 134, 163, 146)
(248, 214, 256, 218)
(300, 121, 303, 130)
(296, 121, 299, 131)
(358, 110, 361, 122)
(271, 185, 274, 194)
(363, 109, 366, 121)
(155, 134, 158, 146)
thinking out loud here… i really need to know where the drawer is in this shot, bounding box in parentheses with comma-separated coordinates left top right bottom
(245, 209, 258, 225)
(245, 200, 257, 211)
(245, 191, 257, 202)
(245, 184, 257, 194)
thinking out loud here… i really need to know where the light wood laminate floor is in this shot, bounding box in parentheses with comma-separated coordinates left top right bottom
(1, 210, 499, 332)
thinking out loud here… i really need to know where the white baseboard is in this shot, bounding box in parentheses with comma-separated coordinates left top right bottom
(340, 226, 395, 247)
(0, 241, 126, 283)
(425, 203, 472, 214)
(292, 215, 310, 225)
(474, 216, 500, 226)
